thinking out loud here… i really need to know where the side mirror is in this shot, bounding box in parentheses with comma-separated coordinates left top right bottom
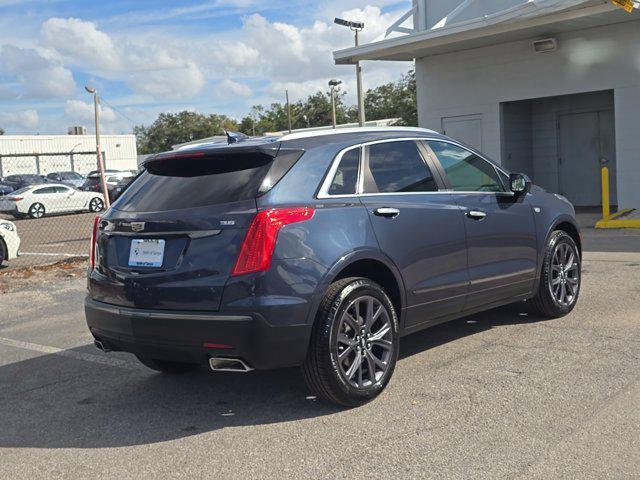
(509, 173, 532, 195)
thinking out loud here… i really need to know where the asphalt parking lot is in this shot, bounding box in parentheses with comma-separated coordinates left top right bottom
(0, 227, 639, 479)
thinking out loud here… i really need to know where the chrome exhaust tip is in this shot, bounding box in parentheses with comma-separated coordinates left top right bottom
(209, 357, 253, 373)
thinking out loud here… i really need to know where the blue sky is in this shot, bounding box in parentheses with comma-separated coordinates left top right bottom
(0, 0, 413, 134)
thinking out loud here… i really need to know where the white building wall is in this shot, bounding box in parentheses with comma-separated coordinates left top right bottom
(0, 135, 137, 176)
(416, 19, 640, 208)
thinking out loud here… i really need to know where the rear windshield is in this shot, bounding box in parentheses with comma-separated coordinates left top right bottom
(114, 155, 274, 212)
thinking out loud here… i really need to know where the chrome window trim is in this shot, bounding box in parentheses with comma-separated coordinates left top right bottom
(317, 136, 514, 199)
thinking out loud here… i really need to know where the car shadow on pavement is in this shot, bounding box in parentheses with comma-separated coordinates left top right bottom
(0, 302, 546, 450)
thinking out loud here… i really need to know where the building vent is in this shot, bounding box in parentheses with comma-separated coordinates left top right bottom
(68, 126, 87, 135)
(532, 38, 558, 53)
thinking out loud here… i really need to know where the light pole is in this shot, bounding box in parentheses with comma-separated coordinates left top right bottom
(84, 86, 110, 209)
(328, 79, 342, 129)
(334, 17, 365, 127)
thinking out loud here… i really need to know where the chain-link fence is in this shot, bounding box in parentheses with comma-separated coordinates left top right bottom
(0, 152, 138, 269)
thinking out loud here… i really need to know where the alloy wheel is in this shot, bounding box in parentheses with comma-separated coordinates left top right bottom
(30, 203, 45, 218)
(335, 295, 394, 389)
(90, 198, 104, 212)
(549, 242, 579, 307)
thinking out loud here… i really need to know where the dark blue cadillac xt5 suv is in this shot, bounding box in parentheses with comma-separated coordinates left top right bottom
(85, 127, 582, 406)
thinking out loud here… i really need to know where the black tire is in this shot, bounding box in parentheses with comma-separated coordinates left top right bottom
(530, 230, 581, 318)
(135, 355, 200, 374)
(28, 202, 45, 219)
(0, 238, 6, 266)
(89, 197, 104, 212)
(302, 277, 399, 407)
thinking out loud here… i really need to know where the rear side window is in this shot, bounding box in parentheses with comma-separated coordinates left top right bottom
(329, 149, 360, 195)
(428, 141, 504, 192)
(364, 141, 437, 194)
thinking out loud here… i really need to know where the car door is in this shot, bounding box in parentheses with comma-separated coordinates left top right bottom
(31, 187, 57, 212)
(55, 186, 80, 211)
(426, 140, 537, 310)
(359, 139, 468, 329)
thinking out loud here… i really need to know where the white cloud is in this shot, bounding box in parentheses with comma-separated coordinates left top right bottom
(218, 79, 252, 98)
(65, 99, 116, 123)
(126, 62, 206, 100)
(0, 109, 39, 129)
(0, 45, 76, 99)
(42, 17, 121, 70)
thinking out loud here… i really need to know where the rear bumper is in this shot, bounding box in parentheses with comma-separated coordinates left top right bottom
(85, 297, 311, 370)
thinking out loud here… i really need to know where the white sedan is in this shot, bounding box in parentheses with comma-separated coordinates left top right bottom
(0, 219, 20, 265)
(0, 184, 105, 219)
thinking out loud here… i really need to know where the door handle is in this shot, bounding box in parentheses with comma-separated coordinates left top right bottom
(374, 207, 400, 218)
(466, 210, 487, 220)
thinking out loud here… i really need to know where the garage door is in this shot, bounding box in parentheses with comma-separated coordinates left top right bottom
(558, 110, 616, 207)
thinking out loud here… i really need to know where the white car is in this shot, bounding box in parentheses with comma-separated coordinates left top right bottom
(0, 184, 105, 219)
(0, 219, 20, 265)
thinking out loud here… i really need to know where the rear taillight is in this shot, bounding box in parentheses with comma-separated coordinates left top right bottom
(232, 207, 314, 276)
(7, 196, 22, 202)
(90, 215, 100, 270)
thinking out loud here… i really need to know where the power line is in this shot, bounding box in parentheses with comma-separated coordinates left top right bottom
(100, 97, 142, 127)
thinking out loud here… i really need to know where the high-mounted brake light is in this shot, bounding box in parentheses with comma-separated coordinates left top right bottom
(232, 207, 315, 276)
(90, 215, 100, 270)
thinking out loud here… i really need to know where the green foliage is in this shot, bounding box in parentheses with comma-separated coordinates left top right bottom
(135, 68, 417, 153)
(0, 127, 4, 135)
(365, 69, 417, 127)
(135, 111, 237, 154)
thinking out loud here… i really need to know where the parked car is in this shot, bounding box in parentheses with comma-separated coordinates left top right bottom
(1, 174, 49, 190)
(85, 127, 582, 407)
(0, 184, 105, 219)
(0, 183, 14, 196)
(0, 219, 20, 266)
(107, 174, 137, 202)
(46, 171, 85, 188)
(81, 170, 133, 192)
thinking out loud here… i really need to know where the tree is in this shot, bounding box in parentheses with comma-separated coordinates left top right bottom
(135, 111, 237, 154)
(135, 68, 418, 152)
(364, 69, 417, 126)
(0, 128, 4, 135)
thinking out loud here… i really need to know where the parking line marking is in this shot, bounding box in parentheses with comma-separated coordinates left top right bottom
(19, 252, 87, 257)
(0, 336, 141, 370)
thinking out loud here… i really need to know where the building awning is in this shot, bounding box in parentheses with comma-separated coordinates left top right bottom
(334, 0, 635, 64)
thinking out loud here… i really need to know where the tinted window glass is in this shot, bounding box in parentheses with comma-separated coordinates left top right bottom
(329, 149, 359, 195)
(428, 141, 504, 192)
(365, 141, 437, 193)
(61, 172, 81, 180)
(55, 186, 71, 193)
(115, 156, 273, 212)
(34, 187, 56, 194)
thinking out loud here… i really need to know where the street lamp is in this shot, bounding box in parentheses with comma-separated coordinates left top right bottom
(328, 79, 342, 129)
(334, 17, 365, 127)
(84, 85, 110, 209)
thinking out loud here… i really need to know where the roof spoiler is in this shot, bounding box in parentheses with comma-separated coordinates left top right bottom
(141, 143, 306, 177)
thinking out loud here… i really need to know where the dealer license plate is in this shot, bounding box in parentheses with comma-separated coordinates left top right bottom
(128, 239, 165, 268)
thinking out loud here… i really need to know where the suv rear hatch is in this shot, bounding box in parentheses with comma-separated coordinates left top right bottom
(90, 142, 303, 311)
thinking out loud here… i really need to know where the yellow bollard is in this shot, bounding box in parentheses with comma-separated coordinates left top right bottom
(601, 166, 610, 219)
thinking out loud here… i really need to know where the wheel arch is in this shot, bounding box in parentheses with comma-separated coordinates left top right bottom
(306, 249, 407, 328)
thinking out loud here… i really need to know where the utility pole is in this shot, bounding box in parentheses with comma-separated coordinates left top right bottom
(286, 90, 292, 133)
(85, 86, 110, 209)
(329, 79, 342, 129)
(335, 18, 366, 127)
